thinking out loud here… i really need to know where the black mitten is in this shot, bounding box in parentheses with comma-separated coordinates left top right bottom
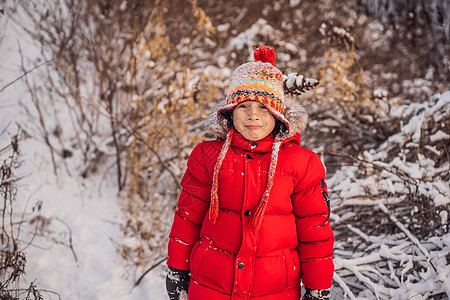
(166, 266, 190, 300)
(303, 287, 331, 300)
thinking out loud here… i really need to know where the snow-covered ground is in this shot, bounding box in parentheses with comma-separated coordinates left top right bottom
(0, 12, 167, 300)
(17, 162, 166, 300)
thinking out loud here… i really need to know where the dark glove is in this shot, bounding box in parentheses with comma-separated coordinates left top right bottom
(166, 266, 190, 300)
(303, 287, 331, 300)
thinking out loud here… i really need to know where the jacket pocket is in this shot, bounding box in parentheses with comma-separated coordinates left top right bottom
(252, 252, 287, 296)
(189, 237, 210, 279)
(196, 241, 235, 293)
(284, 248, 301, 288)
(190, 237, 235, 293)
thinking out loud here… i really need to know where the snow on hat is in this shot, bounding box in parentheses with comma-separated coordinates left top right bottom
(217, 45, 290, 137)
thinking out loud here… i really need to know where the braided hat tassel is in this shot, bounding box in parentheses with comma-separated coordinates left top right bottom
(249, 138, 282, 230)
(209, 129, 234, 223)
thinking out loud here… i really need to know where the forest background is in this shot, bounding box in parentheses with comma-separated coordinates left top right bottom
(0, 0, 449, 299)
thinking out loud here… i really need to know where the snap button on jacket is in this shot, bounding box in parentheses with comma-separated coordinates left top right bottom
(167, 133, 334, 299)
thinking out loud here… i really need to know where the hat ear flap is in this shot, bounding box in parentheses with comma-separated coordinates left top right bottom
(218, 109, 234, 131)
(272, 119, 288, 138)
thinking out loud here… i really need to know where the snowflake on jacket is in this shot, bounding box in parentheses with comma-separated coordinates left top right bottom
(167, 46, 334, 300)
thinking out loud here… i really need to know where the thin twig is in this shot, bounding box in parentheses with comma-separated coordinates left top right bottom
(132, 256, 168, 290)
(20, 216, 41, 252)
(0, 59, 52, 94)
(54, 217, 78, 263)
(0, 121, 12, 138)
(16, 186, 42, 241)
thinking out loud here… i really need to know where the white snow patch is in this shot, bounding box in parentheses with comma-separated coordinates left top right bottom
(430, 130, 449, 142)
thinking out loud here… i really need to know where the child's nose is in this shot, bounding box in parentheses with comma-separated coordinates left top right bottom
(248, 107, 261, 120)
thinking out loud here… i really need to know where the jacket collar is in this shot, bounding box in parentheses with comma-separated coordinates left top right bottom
(230, 130, 300, 153)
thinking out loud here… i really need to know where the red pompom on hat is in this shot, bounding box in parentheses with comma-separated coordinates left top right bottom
(253, 45, 276, 65)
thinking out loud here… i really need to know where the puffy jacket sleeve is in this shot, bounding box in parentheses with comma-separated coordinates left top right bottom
(167, 142, 212, 271)
(292, 151, 334, 290)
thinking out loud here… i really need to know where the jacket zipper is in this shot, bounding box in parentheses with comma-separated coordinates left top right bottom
(321, 190, 330, 226)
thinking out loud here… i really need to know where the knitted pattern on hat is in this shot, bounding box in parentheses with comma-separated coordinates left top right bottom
(217, 46, 290, 137)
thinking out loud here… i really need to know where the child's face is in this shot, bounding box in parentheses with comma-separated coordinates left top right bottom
(232, 101, 276, 141)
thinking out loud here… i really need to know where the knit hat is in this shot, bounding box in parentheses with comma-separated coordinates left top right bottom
(210, 46, 288, 230)
(217, 45, 290, 138)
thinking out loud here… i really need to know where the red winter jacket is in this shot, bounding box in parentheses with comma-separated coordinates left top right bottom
(167, 132, 334, 299)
